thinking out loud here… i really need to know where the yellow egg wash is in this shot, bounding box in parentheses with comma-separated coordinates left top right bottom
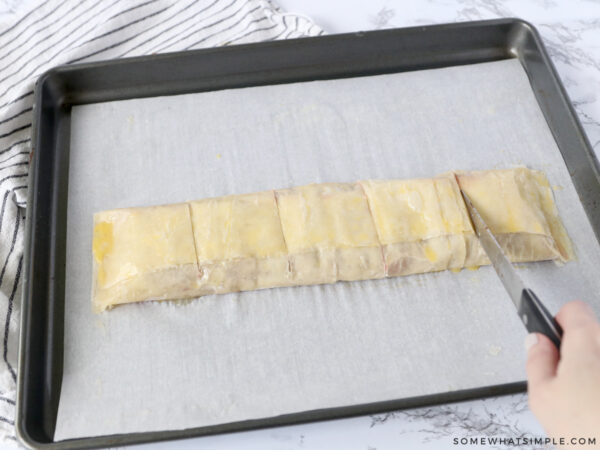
(93, 221, 113, 264)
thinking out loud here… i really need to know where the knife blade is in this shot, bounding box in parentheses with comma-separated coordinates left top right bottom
(458, 186, 562, 349)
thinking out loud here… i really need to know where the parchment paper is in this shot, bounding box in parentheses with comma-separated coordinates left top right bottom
(55, 59, 600, 440)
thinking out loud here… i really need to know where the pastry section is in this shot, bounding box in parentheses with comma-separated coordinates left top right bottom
(276, 182, 385, 283)
(188, 191, 291, 294)
(92, 203, 200, 310)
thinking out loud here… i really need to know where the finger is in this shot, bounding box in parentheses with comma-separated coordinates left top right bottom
(555, 300, 597, 331)
(525, 333, 559, 387)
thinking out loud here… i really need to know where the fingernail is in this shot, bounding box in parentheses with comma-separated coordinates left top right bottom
(524, 333, 538, 351)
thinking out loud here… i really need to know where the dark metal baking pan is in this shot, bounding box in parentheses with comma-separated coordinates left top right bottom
(17, 18, 600, 449)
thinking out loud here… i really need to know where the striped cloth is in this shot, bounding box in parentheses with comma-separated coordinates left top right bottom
(0, 0, 322, 443)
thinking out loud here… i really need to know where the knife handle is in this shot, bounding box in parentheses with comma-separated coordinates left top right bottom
(519, 288, 562, 350)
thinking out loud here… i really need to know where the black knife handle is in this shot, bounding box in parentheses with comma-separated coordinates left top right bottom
(518, 288, 562, 350)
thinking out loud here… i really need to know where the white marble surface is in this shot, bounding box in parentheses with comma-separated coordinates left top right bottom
(137, 1, 599, 449)
(1, 0, 597, 448)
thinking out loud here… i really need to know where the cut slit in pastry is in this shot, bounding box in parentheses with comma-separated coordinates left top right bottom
(91, 168, 574, 312)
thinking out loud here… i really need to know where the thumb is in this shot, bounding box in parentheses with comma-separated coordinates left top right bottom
(525, 333, 559, 389)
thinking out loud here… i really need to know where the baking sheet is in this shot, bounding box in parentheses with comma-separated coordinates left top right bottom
(55, 59, 600, 440)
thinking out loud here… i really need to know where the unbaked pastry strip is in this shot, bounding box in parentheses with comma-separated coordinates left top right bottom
(91, 168, 573, 312)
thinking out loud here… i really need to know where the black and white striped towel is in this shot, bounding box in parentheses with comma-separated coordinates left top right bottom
(0, 0, 322, 443)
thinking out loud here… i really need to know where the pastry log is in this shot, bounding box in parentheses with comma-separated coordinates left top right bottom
(91, 168, 574, 312)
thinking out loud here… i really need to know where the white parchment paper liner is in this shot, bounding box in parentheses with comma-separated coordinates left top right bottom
(55, 59, 600, 439)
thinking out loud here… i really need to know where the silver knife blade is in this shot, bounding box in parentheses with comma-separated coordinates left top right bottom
(458, 188, 525, 310)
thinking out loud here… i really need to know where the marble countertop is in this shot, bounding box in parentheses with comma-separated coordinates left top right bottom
(135, 1, 599, 449)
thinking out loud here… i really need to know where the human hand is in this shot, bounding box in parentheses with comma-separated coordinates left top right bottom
(525, 300, 600, 446)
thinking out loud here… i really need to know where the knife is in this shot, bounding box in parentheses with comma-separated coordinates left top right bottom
(458, 187, 563, 349)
